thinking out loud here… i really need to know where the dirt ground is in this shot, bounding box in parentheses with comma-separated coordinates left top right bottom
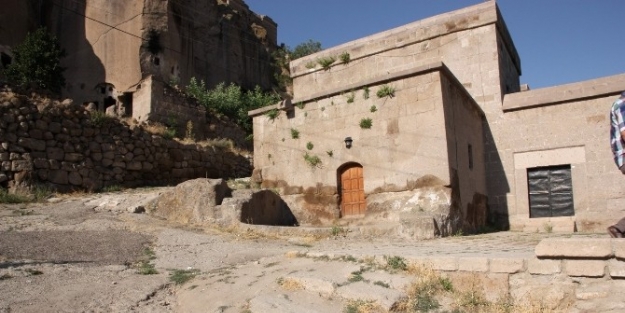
(1, 187, 593, 313)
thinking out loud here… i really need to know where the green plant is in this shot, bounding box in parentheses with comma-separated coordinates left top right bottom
(31, 185, 52, 202)
(169, 269, 200, 285)
(348, 270, 365, 282)
(163, 127, 176, 139)
(544, 223, 554, 233)
(339, 52, 351, 64)
(376, 85, 395, 98)
(363, 86, 370, 99)
(345, 91, 355, 103)
(370, 105, 377, 113)
(0, 189, 31, 204)
(384, 255, 407, 271)
(439, 277, 453, 291)
(374, 281, 390, 288)
(102, 185, 123, 193)
(304, 153, 322, 168)
(306, 142, 314, 150)
(290, 128, 300, 139)
(4, 27, 66, 93)
(185, 78, 279, 133)
(331, 225, 344, 236)
(289, 39, 323, 60)
(137, 261, 158, 275)
(305, 62, 316, 69)
(295, 102, 305, 109)
(266, 108, 280, 121)
(89, 111, 111, 127)
(359, 118, 373, 129)
(326, 150, 333, 157)
(317, 56, 336, 70)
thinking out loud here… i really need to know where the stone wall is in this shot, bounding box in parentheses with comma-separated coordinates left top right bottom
(250, 63, 487, 230)
(134, 77, 251, 150)
(0, 87, 252, 192)
(498, 74, 625, 232)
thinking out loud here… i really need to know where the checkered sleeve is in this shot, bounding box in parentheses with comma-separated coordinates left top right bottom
(618, 101, 625, 132)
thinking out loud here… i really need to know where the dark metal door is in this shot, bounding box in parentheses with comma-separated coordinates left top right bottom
(528, 165, 574, 218)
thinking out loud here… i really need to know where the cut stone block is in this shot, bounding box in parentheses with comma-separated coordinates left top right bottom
(535, 238, 613, 258)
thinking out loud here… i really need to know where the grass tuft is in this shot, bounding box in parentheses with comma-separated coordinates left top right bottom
(169, 269, 200, 285)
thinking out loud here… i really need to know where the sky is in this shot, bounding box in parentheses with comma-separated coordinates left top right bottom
(245, 0, 624, 90)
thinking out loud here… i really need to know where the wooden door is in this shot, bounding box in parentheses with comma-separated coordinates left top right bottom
(340, 164, 366, 216)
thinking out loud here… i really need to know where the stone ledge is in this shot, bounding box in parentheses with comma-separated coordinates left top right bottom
(535, 238, 614, 259)
(528, 258, 561, 275)
(565, 260, 606, 277)
(490, 258, 525, 273)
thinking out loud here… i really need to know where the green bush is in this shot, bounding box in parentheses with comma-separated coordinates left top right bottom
(359, 118, 373, 129)
(3, 27, 66, 93)
(186, 78, 279, 133)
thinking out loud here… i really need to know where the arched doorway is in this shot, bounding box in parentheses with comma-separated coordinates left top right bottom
(338, 163, 366, 217)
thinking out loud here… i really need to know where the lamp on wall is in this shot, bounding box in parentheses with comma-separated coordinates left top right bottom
(344, 137, 353, 149)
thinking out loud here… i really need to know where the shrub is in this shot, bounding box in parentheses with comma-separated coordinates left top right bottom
(266, 108, 279, 120)
(185, 78, 279, 133)
(363, 86, 370, 99)
(317, 56, 336, 70)
(4, 27, 66, 93)
(290, 128, 300, 139)
(370, 105, 377, 113)
(376, 85, 395, 98)
(306, 141, 314, 150)
(339, 52, 351, 64)
(345, 91, 355, 103)
(359, 118, 373, 129)
(169, 269, 199, 285)
(303, 153, 322, 167)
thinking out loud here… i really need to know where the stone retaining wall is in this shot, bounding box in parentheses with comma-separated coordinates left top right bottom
(0, 88, 252, 192)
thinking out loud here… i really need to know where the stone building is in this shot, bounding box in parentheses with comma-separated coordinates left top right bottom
(0, 0, 276, 122)
(250, 2, 625, 235)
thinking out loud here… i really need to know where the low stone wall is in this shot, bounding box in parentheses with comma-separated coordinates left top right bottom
(0, 88, 252, 192)
(136, 78, 251, 150)
(404, 238, 625, 310)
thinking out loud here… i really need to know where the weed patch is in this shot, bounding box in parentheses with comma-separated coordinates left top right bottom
(169, 269, 200, 285)
(137, 261, 158, 275)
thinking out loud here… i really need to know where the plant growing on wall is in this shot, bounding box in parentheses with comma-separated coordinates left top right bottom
(305, 62, 316, 69)
(304, 153, 322, 168)
(370, 105, 377, 113)
(266, 109, 280, 121)
(339, 52, 351, 64)
(306, 142, 314, 150)
(376, 85, 395, 98)
(345, 91, 355, 103)
(363, 86, 370, 100)
(291, 128, 300, 139)
(326, 150, 334, 157)
(295, 102, 306, 109)
(360, 118, 373, 129)
(317, 56, 336, 70)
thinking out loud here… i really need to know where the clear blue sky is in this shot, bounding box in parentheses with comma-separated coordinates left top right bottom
(245, 0, 624, 90)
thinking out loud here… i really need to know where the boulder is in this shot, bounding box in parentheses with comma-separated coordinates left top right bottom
(146, 178, 231, 225)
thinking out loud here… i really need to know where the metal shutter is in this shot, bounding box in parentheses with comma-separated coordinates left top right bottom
(528, 165, 574, 218)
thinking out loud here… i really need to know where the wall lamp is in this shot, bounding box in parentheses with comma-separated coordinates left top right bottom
(344, 137, 353, 149)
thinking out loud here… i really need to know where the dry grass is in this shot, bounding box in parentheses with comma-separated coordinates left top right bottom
(344, 300, 385, 313)
(277, 277, 303, 291)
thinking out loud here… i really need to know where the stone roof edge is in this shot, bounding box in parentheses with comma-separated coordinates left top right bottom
(249, 61, 484, 118)
(290, 1, 504, 78)
(502, 73, 625, 112)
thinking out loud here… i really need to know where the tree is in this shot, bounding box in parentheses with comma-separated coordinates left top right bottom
(289, 39, 322, 60)
(4, 27, 66, 93)
(272, 39, 322, 96)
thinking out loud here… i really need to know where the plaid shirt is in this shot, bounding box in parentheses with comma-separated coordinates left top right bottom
(610, 97, 625, 168)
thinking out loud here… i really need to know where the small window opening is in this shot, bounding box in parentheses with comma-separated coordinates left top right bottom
(153, 57, 160, 65)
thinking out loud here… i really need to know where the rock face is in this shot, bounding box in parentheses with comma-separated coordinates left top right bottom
(0, 0, 276, 118)
(0, 88, 252, 192)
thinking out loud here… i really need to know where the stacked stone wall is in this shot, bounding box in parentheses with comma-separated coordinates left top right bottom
(0, 88, 252, 192)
